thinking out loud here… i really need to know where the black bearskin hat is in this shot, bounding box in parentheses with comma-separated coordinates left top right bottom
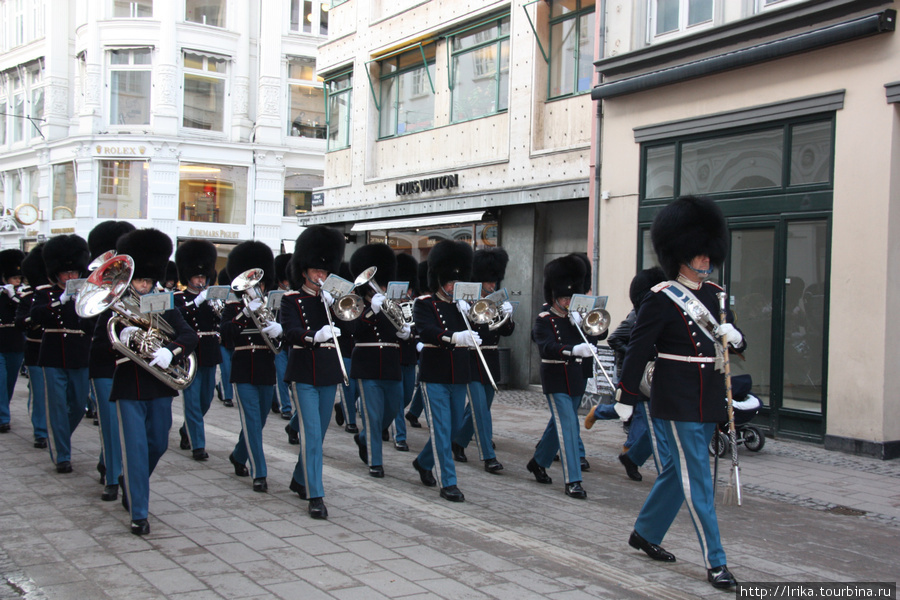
(396, 253, 419, 296)
(350, 243, 396, 288)
(289, 226, 345, 289)
(427, 240, 473, 292)
(338, 261, 352, 281)
(472, 247, 509, 285)
(21, 244, 48, 288)
(274, 253, 292, 285)
(543, 254, 586, 303)
(117, 229, 172, 283)
(651, 195, 728, 279)
(226, 241, 275, 291)
(629, 266, 666, 310)
(43, 235, 89, 283)
(88, 220, 136, 260)
(165, 261, 178, 284)
(568, 252, 591, 294)
(0, 249, 25, 280)
(217, 267, 230, 286)
(417, 261, 429, 296)
(176, 239, 218, 286)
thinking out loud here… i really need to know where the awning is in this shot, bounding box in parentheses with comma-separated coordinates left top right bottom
(350, 211, 488, 232)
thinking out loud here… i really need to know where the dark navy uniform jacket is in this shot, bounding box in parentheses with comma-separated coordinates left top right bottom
(219, 302, 275, 385)
(175, 290, 222, 367)
(413, 291, 471, 384)
(469, 313, 515, 384)
(15, 284, 48, 366)
(88, 314, 117, 379)
(30, 286, 92, 369)
(618, 280, 747, 423)
(532, 305, 603, 396)
(280, 286, 343, 386)
(93, 307, 198, 401)
(350, 299, 401, 381)
(0, 289, 25, 353)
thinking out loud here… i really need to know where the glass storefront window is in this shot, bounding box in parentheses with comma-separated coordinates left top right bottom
(98, 160, 148, 219)
(681, 129, 783, 196)
(283, 171, 323, 217)
(51, 162, 77, 220)
(790, 121, 832, 186)
(366, 220, 498, 267)
(644, 144, 675, 199)
(178, 163, 247, 224)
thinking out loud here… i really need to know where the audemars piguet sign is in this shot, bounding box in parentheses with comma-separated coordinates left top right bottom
(396, 173, 459, 197)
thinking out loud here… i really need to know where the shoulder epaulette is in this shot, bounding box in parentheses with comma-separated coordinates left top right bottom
(284, 290, 299, 296)
(417, 293, 432, 300)
(538, 311, 550, 317)
(651, 281, 671, 293)
(706, 281, 724, 291)
(36, 284, 52, 291)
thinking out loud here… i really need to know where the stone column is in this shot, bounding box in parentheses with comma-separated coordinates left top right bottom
(254, 0, 284, 145)
(153, 0, 180, 136)
(253, 151, 285, 252)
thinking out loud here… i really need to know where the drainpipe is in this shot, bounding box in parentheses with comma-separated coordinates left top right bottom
(591, 1, 607, 293)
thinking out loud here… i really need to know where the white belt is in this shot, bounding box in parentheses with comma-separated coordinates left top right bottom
(198, 331, 220, 337)
(355, 342, 399, 348)
(293, 343, 335, 349)
(0, 324, 14, 328)
(115, 357, 131, 365)
(45, 328, 85, 335)
(234, 345, 268, 352)
(471, 345, 498, 350)
(542, 358, 581, 364)
(657, 352, 716, 363)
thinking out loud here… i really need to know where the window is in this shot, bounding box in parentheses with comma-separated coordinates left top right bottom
(185, 0, 225, 27)
(287, 56, 325, 139)
(450, 15, 510, 122)
(366, 220, 498, 266)
(109, 48, 151, 126)
(183, 52, 227, 132)
(290, 1, 329, 36)
(113, 0, 153, 18)
(0, 96, 6, 146)
(51, 162, 77, 220)
(325, 71, 351, 151)
(283, 170, 323, 217)
(98, 160, 148, 219)
(548, 0, 594, 98)
(12, 73, 24, 143)
(650, 0, 713, 41)
(379, 45, 436, 139)
(178, 163, 247, 224)
(29, 64, 42, 131)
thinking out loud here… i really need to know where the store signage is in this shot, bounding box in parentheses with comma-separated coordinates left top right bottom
(396, 173, 459, 196)
(312, 192, 324, 207)
(187, 228, 240, 239)
(94, 145, 148, 156)
(50, 227, 75, 234)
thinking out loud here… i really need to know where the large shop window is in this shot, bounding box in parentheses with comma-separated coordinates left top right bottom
(283, 170, 323, 217)
(376, 44, 436, 139)
(450, 15, 510, 123)
(113, 0, 153, 18)
(287, 56, 325, 139)
(649, 0, 713, 42)
(290, 1, 329, 36)
(366, 219, 498, 265)
(51, 162, 77, 220)
(178, 163, 247, 225)
(183, 52, 227, 132)
(109, 48, 151, 126)
(98, 160, 148, 219)
(548, 0, 594, 99)
(185, 0, 225, 27)
(325, 70, 352, 151)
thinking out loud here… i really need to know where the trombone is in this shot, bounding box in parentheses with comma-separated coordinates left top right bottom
(231, 268, 282, 355)
(572, 307, 616, 389)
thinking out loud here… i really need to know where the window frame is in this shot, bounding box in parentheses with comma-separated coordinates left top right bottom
(185, 0, 226, 28)
(108, 47, 153, 128)
(375, 43, 437, 140)
(181, 50, 229, 134)
(286, 55, 326, 139)
(112, 0, 153, 19)
(448, 14, 511, 124)
(324, 69, 352, 152)
(97, 159, 149, 219)
(547, 0, 595, 100)
(289, 0, 330, 37)
(648, 0, 715, 44)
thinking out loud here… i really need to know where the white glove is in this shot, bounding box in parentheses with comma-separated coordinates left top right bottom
(501, 301, 514, 316)
(148, 347, 173, 369)
(2, 284, 15, 298)
(262, 321, 283, 339)
(569, 311, 583, 328)
(313, 324, 339, 343)
(371, 293, 386, 315)
(451, 330, 481, 347)
(243, 298, 263, 317)
(572, 343, 593, 358)
(119, 326, 141, 345)
(416, 342, 425, 353)
(717, 323, 743, 347)
(58, 291, 70, 305)
(321, 289, 335, 307)
(456, 299, 471, 314)
(396, 324, 412, 340)
(613, 402, 634, 420)
(193, 289, 208, 307)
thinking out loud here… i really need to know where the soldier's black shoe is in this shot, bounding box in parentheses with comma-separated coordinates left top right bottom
(629, 530, 676, 562)
(97, 461, 106, 483)
(101, 484, 118, 501)
(33, 438, 47, 449)
(439, 485, 465, 502)
(353, 434, 368, 464)
(56, 461, 73, 474)
(252, 477, 268, 493)
(707, 565, 737, 589)
(394, 440, 409, 452)
(413, 459, 436, 487)
(271, 399, 280, 414)
(405, 412, 421, 428)
(526, 458, 552, 484)
(381, 428, 390, 442)
(130, 519, 150, 535)
(580, 457, 590, 471)
(222, 398, 233, 407)
(216, 382, 223, 402)
(452, 442, 467, 462)
(285, 424, 299, 445)
(281, 411, 292, 420)
(192, 448, 209, 461)
(229, 453, 249, 476)
(619, 453, 642, 481)
(344, 423, 359, 434)
(565, 481, 587, 499)
(119, 476, 128, 511)
(484, 458, 504, 474)
(308, 497, 328, 520)
(369, 465, 384, 478)
(289, 478, 307, 500)
(334, 403, 345, 426)
(179, 425, 190, 450)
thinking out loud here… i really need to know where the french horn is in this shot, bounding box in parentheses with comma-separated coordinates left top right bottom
(76, 255, 198, 390)
(231, 268, 282, 355)
(467, 297, 510, 331)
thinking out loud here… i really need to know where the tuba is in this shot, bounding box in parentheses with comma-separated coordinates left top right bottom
(231, 268, 282, 355)
(88, 249, 118, 272)
(354, 266, 407, 331)
(76, 255, 198, 390)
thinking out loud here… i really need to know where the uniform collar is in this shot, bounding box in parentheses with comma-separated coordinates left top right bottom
(436, 290, 452, 302)
(301, 284, 319, 296)
(676, 273, 702, 290)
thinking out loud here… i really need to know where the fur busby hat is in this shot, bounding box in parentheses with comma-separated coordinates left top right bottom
(629, 266, 667, 310)
(88, 220, 136, 260)
(568, 253, 591, 294)
(165, 261, 178, 284)
(226, 241, 275, 291)
(21, 244, 48, 288)
(217, 267, 230, 286)
(350, 243, 396, 288)
(472, 247, 509, 285)
(117, 229, 172, 283)
(651, 195, 728, 279)
(543, 254, 586, 303)
(176, 239, 218, 286)
(427, 240, 473, 292)
(0, 249, 25, 281)
(396, 253, 419, 296)
(274, 253, 292, 286)
(289, 226, 345, 289)
(43, 234, 90, 283)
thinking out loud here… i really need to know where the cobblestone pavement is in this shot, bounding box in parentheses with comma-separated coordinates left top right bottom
(0, 378, 898, 599)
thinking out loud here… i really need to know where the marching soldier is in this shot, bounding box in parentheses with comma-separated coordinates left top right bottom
(162, 261, 178, 292)
(391, 252, 419, 452)
(215, 267, 235, 408)
(282, 225, 346, 519)
(349, 243, 411, 478)
(0, 249, 26, 434)
(15, 245, 49, 448)
(272, 253, 293, 420)
(615, 196, 744, 589)
(221, 241, 282, 493)
(452, 248, 514, 473)
(411, 240, 475, 503)
(31, 235, 92, 473)
(174, 239, 221, 460)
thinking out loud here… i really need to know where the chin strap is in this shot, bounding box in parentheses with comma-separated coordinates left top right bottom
(686, 263, 714, 278)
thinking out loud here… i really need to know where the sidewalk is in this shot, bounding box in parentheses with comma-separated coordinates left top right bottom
(0, 377, 897, 600)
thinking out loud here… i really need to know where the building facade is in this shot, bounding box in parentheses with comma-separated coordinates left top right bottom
(0, 0, 329, 267)
(592, 0, 899, 457)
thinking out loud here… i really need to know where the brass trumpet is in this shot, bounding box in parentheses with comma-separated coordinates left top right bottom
(231, 268, 282, 355)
